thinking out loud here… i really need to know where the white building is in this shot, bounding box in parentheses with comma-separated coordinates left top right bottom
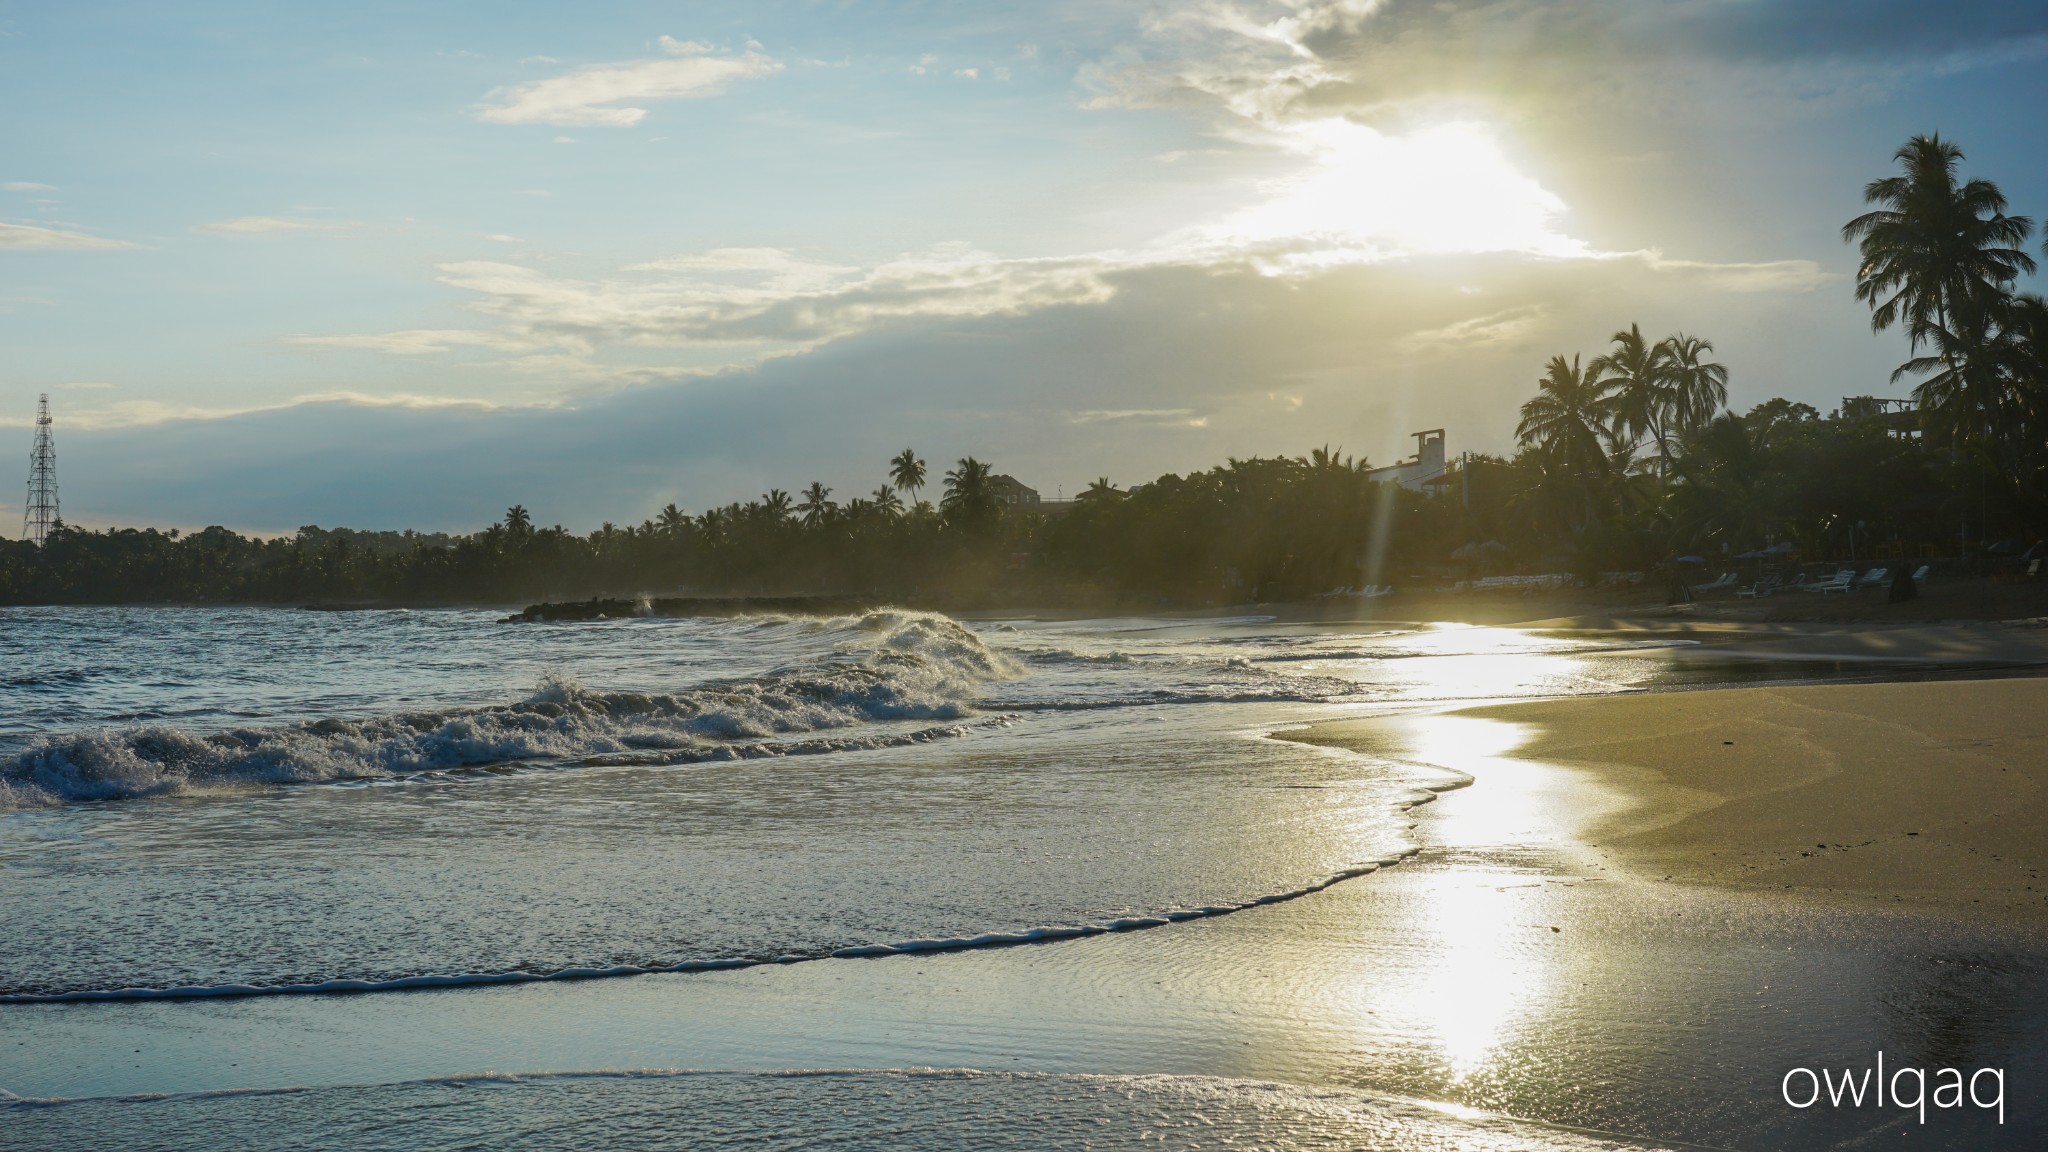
(1365, 429, 1449, 493)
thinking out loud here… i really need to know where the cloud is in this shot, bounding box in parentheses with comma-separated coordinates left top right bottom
(1090, 0, 2048, 128)
(3, 181, 57, 192)
(1400, 305, 1545, 350)
(1066, 408, 1206, 426)
(0, 221, 134, 249)
(295, 189, 1829, 388)
(282, 329, 537, 356)
(1631, 254, 1840, 293)
(194, 216, 338, 235)
(58, 381, 118, 390)
(26, 390, 521, 432)
(908, 53, 937, 75)
(474, 39, 781, 126)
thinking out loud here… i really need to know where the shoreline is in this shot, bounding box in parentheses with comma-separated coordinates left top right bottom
(5, 570, 2046, 627)
(1287, 673, 2048, 929)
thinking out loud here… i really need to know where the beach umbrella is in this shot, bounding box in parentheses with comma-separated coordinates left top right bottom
(1733, 550, 1765, 560)
(1676, 555, 1706, 564)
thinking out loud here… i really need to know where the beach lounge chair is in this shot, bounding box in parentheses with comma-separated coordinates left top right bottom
(1911, 564, 1931, 582)
(1802, 568, 1855, 593)
(1689, 571, 1738, 593)
(1853, 567, 1889, 588)
(1735, 574, 1782, 599)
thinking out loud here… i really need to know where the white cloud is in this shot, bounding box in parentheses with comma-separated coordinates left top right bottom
(1631, 253, 1839, 292)
(1401, 306, 1546, 351)
(194, 216, 338, 235)
(32, 391, 523, 432)
(953, 67, 979, 79)
(908, 54, 937, 75)
(3, 181, 58, 192)
(58, 381, 118, 390)
(482, 233, 526, 243)
(474, 40, 781, 126)
(1066, 408, 1204, 425)
(283, 329, 538, 356)
(0, 221, 134, 249)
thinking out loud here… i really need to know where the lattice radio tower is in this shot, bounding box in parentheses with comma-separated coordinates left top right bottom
(23, 393, 58, 544)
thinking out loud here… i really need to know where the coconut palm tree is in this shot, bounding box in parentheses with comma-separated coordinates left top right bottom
(1517, 354, 1612, 468)
(941, 456, 998, 528)
(1842, 134, 2036, 426)
(696, 505, 730, 545)
(1307, 445, 1362, 472)
(1843, 134, 2035, 346)
(1895, 291, 2047, 484)
(1077, 477, 1123, 503)
(1590, 324, 1672, 470)
(760, 489, 793, 522)
(1518, 354, 1615, 532)
(889, 450, 927, 503)
(797, 481, 837, 528)
(1660, 333, 1729, 437)
(503, 505, 532, 535)
(870, 486, 904, 516)
(655, 503, 688, 536)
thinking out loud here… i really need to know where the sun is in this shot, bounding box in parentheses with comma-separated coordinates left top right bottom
(1212, 118, 1590, 267)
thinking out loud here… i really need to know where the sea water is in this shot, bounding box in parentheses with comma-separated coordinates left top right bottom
(0, 606, 2009, 1149)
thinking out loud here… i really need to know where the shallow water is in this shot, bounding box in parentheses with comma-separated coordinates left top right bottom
(3, 606, 2040, 1149)
(0, 1069, 1676, 1152)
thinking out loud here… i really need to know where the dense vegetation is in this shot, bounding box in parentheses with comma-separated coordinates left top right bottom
(4, 135, 2043, 608)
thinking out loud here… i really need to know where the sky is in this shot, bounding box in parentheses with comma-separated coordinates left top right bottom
(5, 0, 2047, 534)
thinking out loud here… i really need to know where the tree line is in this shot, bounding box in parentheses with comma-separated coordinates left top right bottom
(3, 134, 2042, 608)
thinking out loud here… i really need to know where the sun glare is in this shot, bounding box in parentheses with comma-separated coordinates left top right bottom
(1214, 118, 1589, 267)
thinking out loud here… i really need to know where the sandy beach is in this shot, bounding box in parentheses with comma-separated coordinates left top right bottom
(1292, 670, 2048, 926)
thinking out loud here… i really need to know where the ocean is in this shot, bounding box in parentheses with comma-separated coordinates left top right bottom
(3, 606, 2034, 1150)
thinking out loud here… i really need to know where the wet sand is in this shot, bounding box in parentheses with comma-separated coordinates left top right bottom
(1293, 674, 2048, 926)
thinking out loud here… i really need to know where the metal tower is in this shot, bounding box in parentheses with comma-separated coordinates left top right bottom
(23, 393, 57, 544)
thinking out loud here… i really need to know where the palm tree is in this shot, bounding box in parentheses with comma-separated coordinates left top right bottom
(1843, 134, 2035, 350)
(889, 450, 927, 503)
(797, 481, 837, 528)
(1077, 477, 1124, 503)
(1660, 333, 1729, 437)
(760, 489, 793, 522)
(1895, 291, 2046, 472)
(1517, 354, 1612, 468)
(1518, 354, 1614, 531)
(870, 486, 904, 516)
(503, 505, 532, 535)
(941, 456, 998, 527)
(1590, 324, 1672, 469)
(655, 503, 688, 536)
(1307, 445, 1360, 472)
(1843, 135, 2036, 448)
(696, 506, 729, 545)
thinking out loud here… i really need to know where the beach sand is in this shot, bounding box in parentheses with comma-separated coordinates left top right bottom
(1294, 675, 2048, 925)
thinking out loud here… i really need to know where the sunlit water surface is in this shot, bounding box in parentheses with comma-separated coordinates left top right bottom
(2, 606, 2036, 1150)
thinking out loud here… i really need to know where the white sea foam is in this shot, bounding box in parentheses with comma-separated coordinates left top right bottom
(0, 611, 1016, 810)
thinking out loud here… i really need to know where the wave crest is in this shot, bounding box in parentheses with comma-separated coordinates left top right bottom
(0, 610, 1015, 810)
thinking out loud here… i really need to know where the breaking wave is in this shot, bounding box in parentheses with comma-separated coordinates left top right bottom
(0, 611, 1015, 810)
